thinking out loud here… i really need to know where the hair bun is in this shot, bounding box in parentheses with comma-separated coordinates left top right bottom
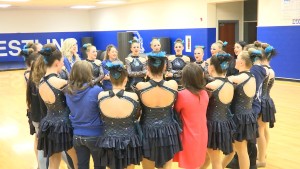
(39, 47, 53, 57)
(106, 61, 125, 79)
(195, 45, 205, 49)
(82, 43, 92, 50)
(254, 41, 262, 48)
(216, 52, 231, 70)
(20, 48, 34, 58)
(249, 49, 262, 63)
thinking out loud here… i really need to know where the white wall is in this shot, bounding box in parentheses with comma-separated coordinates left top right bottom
(0, 9, 91, 33)
(90, 0, 212, 31)
(258, 0, 300, 26)
(216, 1, 244, 40)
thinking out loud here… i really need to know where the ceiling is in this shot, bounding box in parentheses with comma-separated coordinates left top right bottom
(0, 0, 156, 10)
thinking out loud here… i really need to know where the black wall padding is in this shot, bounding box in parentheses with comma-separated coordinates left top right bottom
(81, 37, 94, 59)
(117, 32, 133, 62)
(153, 37, 171, 54)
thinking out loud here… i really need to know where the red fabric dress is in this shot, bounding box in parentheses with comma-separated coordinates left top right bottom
(173, 89, 209, 169)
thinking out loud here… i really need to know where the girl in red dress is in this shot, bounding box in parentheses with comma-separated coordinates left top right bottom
(173, 63, 209, 169)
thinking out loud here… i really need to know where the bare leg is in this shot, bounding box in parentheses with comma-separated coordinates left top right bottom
(200, 152, 210, 169)
(257, 117, 267, 166)
(207, 149, 222, 169)
(67, 148, 78, 169)
(34, 135, 39, 168)
(49, 153, 62, 169)
(264, 123, 270, 159)
(142, 158, 155, 169)
(234, 140, 249, 169)
(222, 150, 235, 168)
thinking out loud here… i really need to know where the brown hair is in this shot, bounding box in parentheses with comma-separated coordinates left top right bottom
(210, 51, 232, 75)
(104, 44, 117, 60)
(66, 60, 94, 95)
(182, 63, 205, 100)
(147, 54, 166, 76)
(39, 43, 62, 67)
(31, 56, 47, 86)
(108, 61, 128, 86)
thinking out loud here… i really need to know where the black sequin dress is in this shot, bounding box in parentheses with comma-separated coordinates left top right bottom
(261, 65, 276, 128)
(37, 74, 73, 157)
(206, 77, 235, 155)
(86, 59, 104, 80)
(125, 56, 146, 90)
(168, 55, 188, 88)
(96, 90, 143, 169)
(138, 80, 182, 168)
(231, 72, 258, 142)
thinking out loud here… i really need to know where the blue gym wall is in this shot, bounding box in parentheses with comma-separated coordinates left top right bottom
(0, 28, 216, 68)
(257, 26, 300, 80)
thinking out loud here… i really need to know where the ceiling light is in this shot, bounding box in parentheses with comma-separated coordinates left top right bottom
(0, 0, 30, 2)
(0, 4, 11, 8)
(70, 5, 96, 9)
(97, 0, 127, 5)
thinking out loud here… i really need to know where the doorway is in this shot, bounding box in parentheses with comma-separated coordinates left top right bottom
(218, 21, 239, 57)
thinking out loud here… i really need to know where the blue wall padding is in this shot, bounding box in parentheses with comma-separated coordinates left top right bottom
(257, 26, 300, 79)
(0, 31, 92, 62)
(91, 28, 216, 61)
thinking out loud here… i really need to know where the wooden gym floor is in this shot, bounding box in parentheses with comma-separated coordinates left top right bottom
(0, 70, 299, 169)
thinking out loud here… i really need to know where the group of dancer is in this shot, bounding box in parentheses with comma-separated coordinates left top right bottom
(20, 37, 277, 169)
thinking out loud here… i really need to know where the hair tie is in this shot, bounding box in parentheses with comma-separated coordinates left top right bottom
(220, 61, 229, 70)
(223, 41, 228, 47)
(195, 45, 205, 49)
(82, 43, 90, 50)
(174, 40, 184, 44)
(106, 62, 125, 79)
(23, 45, 28, 49)
(265, 46, 274, 55)
(147, 51, 166, 58)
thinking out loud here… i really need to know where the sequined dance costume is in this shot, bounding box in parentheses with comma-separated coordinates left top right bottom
(206, 77, 235, 154)
(138, 80, 182, 168)
(167, 55, 190, 89)
(125, 56, 146, 90)
(231, 72, 258, 142)
(37, 74, 73, 157)
(261, 65, 276, 128)
(96, 90, 142, 169)
(86, 59, 104, 80)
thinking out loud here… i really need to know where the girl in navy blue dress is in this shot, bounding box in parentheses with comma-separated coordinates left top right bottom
(136, 51, 182, 169)
(205, 51, 235, 169)
(37, 43, 78, 169)
(83, 43, 105, 85)
(97, 61, 143, 169)
(102, 44, 120, 91)
(166, 38, 190, 89)
(125, 39, 147, 91)
(224, 50, 260, 169)
(257, 43, 277, 167)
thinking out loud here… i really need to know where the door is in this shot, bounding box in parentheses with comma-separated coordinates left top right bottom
(219, 22, 236, 57)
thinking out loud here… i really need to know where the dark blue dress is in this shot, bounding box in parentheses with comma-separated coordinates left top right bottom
(125, 56, 146, 90)
(138, 80, 182, 168)
(261, 65, 276, 128)
(96, 90, 142, 169)
(231, 72, 258, 142)
(206, 77, 235, 155)
(37, 74, 73, 157)
(101, 60, 113, 91)
(168, 55, 188, 87)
